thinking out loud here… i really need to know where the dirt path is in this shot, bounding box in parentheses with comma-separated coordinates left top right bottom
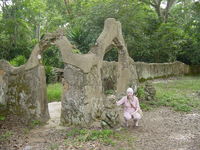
(133, 107, 200, 150)
(23, 102, 64, 150)
(21, 103, 200, 150)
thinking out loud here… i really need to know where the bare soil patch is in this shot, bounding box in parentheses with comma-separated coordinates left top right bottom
(1, 102, 200, 150)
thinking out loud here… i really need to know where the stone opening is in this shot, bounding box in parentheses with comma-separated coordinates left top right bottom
(42, 45, 64, 83)
(101, 34, 130, 95)
(41, 45, 64, 124)
(103, 47, 118, 62)
(102, 76, 116, 95)
(102, 46, 119, 95)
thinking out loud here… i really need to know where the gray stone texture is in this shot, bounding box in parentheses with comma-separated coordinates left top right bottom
(0, 60, 49, 122)
(101, 95, 124, 128)
(144, 81, 156, 101)
(135, 61, 189, 80)
(0, 68, 7, 106)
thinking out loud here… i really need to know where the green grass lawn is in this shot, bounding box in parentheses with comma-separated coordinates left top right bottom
(47, 83, 62, 102)
(48, 77, 200, 112)
(140, 76, 200, 112)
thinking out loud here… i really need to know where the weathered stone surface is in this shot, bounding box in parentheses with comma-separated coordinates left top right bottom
(101, 59, 138, 95)
(60, 18, 138, 126)
(135, 61, 189, 80)
(144, 81, 156, 101)
(101, 95, 124, 128)
(0, 69, 7, 106)
(0, 58, 49, 122)
(101, 62, 118, 93)
(61, 64, 88, 125)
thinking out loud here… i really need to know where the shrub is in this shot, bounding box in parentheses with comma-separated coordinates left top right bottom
(9, 55, 27, 67)
(45, 66, 56, 84)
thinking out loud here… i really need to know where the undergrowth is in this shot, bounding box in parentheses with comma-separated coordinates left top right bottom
(65, 128, 135, 147)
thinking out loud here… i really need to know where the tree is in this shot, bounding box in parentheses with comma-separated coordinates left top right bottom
(140, 0, 177, 23)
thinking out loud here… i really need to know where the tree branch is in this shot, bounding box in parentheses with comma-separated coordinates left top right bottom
(139, 0, 156, 7)
(166, 0, 176, 11)
(63, 0, 71, 15)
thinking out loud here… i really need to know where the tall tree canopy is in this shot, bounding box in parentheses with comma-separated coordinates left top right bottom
(0, 0, 199, 65)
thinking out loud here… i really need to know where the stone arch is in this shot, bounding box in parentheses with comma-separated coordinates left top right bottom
(59, 18, 138, 126)
(90, 18, 137, 94)
(0, 18, 138, 126)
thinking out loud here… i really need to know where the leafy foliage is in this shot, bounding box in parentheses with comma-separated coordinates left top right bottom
(0, 0, 200, 82)
(9, 55, 27, 67)
(42, 46, 64, 83)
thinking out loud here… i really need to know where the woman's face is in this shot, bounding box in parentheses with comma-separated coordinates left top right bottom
(127, 92, 133, 98)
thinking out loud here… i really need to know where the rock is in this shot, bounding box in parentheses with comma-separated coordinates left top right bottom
(144, 81, 156, 101)
(101, 95, 122, 128)
(23, 145, 33, 150)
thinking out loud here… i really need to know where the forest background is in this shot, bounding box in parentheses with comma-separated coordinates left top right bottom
(0, 0, 200, 83)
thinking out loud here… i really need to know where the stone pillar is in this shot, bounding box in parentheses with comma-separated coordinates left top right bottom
(0, 69, 8, 114)
(61, 64, 103, 126)
(6, 65, 49, 122)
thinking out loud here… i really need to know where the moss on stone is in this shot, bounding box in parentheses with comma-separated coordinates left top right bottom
(138, 74, 179, 83)
(7, 72, 31, 116)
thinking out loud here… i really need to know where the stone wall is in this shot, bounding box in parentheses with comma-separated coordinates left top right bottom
(0, 68, 7, 107)
(135, 61, 189, 80)
(189, 65, 200, 75)
(101, 59, 138, 94)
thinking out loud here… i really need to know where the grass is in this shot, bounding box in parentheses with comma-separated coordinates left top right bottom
(0, 115, 5, 121)
(49, 144, 59, 150)
(65, 128, 135, 147)
(28, 119, 44, 129)
(0, 131, 12, 142)
(47, 83, 62, 102)
(66, 128, 115, 146)
(140, 76, 200, 112)
(46, 77, 200, 112)
(104, 89, 115, 95)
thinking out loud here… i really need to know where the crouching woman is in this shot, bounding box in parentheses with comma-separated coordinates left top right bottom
(116, 88, 142, 127)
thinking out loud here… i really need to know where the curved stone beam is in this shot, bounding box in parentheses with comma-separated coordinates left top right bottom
(22, 29, 99, 73)
(90, 18, 129, 63)
(22, 18, 129, 74)
(54, 36, 99, 73)
(90, 18, 138, 93)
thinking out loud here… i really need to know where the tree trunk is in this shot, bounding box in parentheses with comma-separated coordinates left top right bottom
(36, 24, 41, 42)
(141, 0, 177, 23)
(64, 0, 71, 15)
